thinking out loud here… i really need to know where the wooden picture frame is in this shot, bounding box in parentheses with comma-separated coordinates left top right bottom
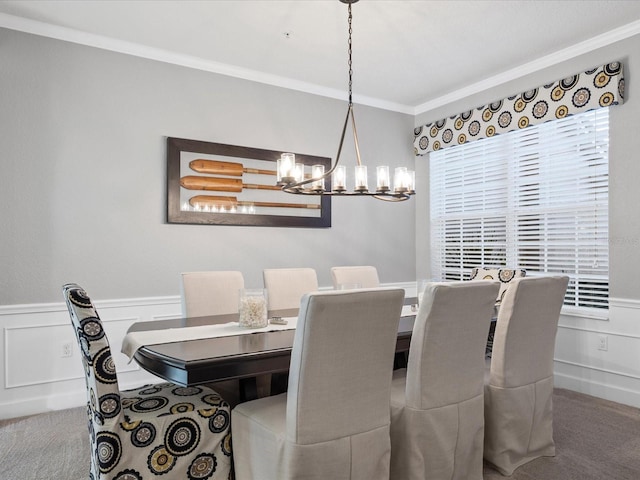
(166, 137, 332, 227)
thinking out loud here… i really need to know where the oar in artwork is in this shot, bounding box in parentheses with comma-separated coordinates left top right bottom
(189, 195, 321, 210)
(180, 175, 282, 192)
(189, 159, 276, 176)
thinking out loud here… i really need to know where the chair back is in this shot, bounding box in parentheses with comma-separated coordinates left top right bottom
(63, 283, 122, 426)
(469, 266, 526, 304)
(330, 265, 380, 289)
(286, 288, 404, 444)
(405, 281, 499, 410)
(181, 270, 244, 317)
(263, 268, 318, 310)
(489, 276, 569, 388)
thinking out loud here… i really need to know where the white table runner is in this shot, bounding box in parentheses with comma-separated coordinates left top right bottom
(121, 304, 417, 362)
(121, 317, 298, 362)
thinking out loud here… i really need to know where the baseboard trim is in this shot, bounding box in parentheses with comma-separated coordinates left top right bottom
(554, 371, 640, 409)
(555, 358, 640, 381)
(1, 389, 87, 419)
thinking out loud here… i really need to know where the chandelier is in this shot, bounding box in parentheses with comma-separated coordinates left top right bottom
(276, 0, 415, 202)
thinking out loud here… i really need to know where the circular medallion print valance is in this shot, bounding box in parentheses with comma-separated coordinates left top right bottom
(414, 61, 624, 155)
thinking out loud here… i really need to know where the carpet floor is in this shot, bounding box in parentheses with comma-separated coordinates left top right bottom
(1, 388, 638, 479)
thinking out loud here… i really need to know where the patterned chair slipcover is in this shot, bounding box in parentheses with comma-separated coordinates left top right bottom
(469, 267, 526, 305)
(63, 283, 232, 480)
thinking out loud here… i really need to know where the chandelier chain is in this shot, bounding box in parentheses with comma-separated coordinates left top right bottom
(348, 3, 353, 105)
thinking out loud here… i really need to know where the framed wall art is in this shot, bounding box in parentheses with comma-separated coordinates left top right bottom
(166, 137, 332, 227)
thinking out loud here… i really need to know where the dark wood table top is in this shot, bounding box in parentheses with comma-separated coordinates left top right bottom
(126, 301, 417, 387)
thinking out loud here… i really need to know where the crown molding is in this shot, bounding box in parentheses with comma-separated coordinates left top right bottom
(413, 18, 640, 116)
(0, 12, 414, 114)
(1, 12, 639, 117)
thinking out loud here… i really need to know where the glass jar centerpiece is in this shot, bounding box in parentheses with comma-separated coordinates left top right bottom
(238, 289, 268, 328)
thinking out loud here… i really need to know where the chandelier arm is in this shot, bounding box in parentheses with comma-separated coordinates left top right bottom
(279, 188, 411, 200)
(350, 106, 363, 167)
(372, 194, 410, 202)
(329, 104, 352, 177)
(279, 105, 351, 192)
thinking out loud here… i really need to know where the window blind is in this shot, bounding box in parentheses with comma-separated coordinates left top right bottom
(430, 109, 609, 310)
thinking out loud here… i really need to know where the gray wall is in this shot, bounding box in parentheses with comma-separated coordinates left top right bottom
(0, 28, 416, 305)
(415, 34, 640, 301)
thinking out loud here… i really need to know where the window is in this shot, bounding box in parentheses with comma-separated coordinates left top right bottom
(430, 109, 609, 311)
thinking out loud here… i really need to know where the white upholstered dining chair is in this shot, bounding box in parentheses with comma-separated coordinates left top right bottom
(389, 280, 500, 480)
(483, 275, 569, 475)
(180, 270, 244, 317)
(262, 267, 318, 310)
(232, 288, 405, 480)
(260, 268, 319, 395)
(330, 265, 380, 289)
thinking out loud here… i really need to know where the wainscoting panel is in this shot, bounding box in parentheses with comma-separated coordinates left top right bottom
(2, 284, 636, 419)
(554, 297, 640, 408)
(0, 283, 414, 419)
(0, 296, 182, 419)
(5, 322, 87, 388)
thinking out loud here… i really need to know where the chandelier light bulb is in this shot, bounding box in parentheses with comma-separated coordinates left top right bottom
(355, 165, 368, 192)
(311, 164, 325, 192)
(394, 167, 409, 193)
(333, 165, 347, 191)
(376, 166, 390, 192)
(277, 153, 296, 183)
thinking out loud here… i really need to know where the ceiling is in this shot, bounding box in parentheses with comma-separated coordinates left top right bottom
(1, 0, 640, 114)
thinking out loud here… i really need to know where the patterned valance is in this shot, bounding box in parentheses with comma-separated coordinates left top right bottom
(413, 61, 624, 156)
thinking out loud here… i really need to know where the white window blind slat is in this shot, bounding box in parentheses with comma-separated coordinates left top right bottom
(430, 109, 609, 309)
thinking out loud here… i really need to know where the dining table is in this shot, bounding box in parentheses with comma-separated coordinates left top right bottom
(122, 299, 418, 399)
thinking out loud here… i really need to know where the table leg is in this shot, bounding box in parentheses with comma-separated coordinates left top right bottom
(486, 321, 496, 357)
(394, 351, 408, 369)
(239, 377, 258, 402)
(270, 372, 289, 395)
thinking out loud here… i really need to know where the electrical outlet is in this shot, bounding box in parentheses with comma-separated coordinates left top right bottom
(597, 335, 608, 351)
(61, 342, 73, 357)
